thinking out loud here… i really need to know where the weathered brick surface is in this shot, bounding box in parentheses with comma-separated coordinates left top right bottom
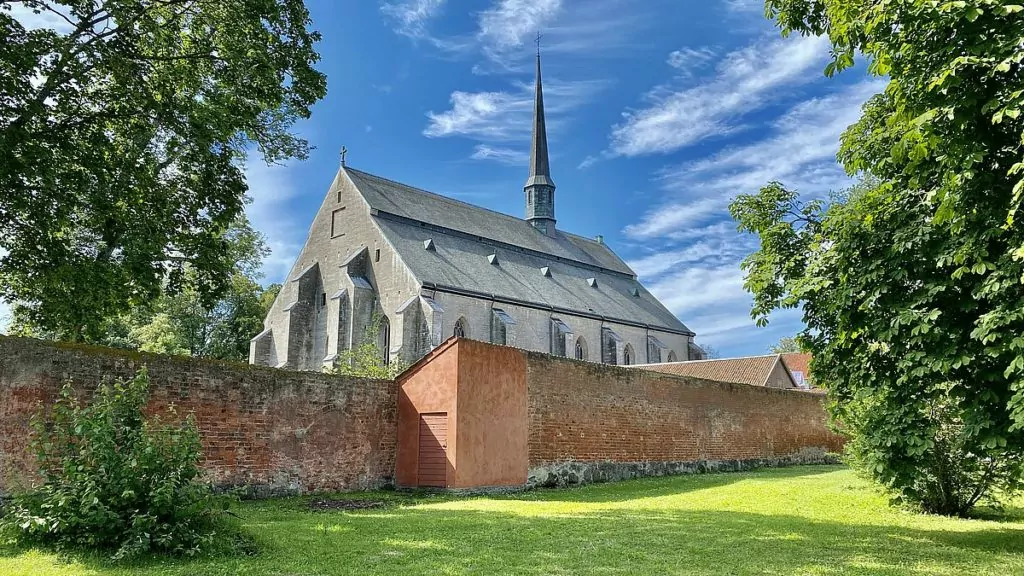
(525, 351, 844, 468)
(0, 337, 397, 495)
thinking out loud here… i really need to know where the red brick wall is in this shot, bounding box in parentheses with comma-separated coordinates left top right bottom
(525, 351, 843, 467)
(0, 337, 397, 495)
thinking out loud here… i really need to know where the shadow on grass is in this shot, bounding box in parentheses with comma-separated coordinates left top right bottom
(4, 466, 1022, 576)
(511, 464, 847, 504)
(36, 507, 1023, 576)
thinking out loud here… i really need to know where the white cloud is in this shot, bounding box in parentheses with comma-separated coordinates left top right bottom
(381, 0, 446, 40)
(9, 3, 75, 32)
(666, 47, 716, 77)
(658, 79, 884, 197)
(425, 90, 531, 140)
(244, 159, 305, 284)
(623, 196, 727, 240)
(424, 78, 607, 160)
(618, 80, 881, 351)
(471, 144, 529, 165)
(648, 264, 747, 319)
(608, 34, 831, 157)
(477, 0, 563, 60)
(723, 0, 765, 13)
(628, 235, 752, 280)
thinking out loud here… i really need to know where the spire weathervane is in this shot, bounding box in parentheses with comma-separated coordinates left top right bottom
(524, 36, 556, 235)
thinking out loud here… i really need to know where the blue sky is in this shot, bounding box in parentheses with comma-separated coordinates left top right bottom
(4, 0, 881, 357)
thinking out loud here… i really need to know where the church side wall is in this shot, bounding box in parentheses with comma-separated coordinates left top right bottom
(257, 170, 422, 369)
(0, 337, 398, 496)
(426, 291, 690, 365)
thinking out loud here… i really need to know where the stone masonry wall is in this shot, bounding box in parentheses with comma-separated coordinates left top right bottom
(524, 350, 844, 487)
(0, 337, 398, 496)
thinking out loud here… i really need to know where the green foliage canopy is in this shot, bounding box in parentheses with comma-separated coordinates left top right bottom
(0, 0, 327, 341)
(729, 0, 1024, 515)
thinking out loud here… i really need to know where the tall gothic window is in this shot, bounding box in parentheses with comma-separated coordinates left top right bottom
(667, 350, 678, 363)
(575, 336, 588, 361)
(453, 317, 468, 339)
(624, 344, 634, 366)
(378, 316, 391, 366)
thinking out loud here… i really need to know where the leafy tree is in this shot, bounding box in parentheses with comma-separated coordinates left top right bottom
(768, 337, 802, 354)
(732, 178, 1024, 515)
(328, 314, 407, 379)
(0, 368, 231, 560)
(0, 0, 327, 341)
(727, 0, 1024, 517)
(696, 343, 722, 359)
(12, 216, 279, 363)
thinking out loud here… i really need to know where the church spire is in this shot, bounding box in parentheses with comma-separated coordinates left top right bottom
(525, 37, 556, 235)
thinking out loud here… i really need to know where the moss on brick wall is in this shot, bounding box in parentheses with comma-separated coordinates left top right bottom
(0, 336, 398, 496)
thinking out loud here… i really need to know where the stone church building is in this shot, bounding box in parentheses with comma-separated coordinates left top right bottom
(250, 55, 704, 371)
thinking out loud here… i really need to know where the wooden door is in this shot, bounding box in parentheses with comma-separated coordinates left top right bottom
(417, 413, 448, 487)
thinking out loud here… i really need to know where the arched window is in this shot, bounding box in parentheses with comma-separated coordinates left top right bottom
(667, 350, 678, 363)
(623, 344, 634, 366)
(377, 316, 391, 366)
(575, 336, 588, 361)
(453, 317, 468, 339)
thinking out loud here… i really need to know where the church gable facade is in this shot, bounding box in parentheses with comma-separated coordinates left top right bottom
(251, 54, 703, 371)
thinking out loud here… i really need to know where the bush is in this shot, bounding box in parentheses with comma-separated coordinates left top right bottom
(0, 368, 226, 560)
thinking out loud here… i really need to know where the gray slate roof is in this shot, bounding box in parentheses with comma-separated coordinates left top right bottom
(347, 168, 632, 274)
(344, 167, 692, 334)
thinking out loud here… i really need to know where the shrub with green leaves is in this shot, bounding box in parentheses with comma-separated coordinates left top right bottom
(0, 368, 224, 559)
(327, 313, 408, 379)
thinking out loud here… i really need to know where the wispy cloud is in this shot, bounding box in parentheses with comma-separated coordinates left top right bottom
(381, 0, 446, 40)
(9, 3, 74, 32)
(666, 47, 716, 77)
(658, 79, 884, 197)
(629, 226, 802, 349)
(617, 72, 881, 351)
(477, 0, 563, 62)
(623, 197, 727, 240)
(382, 0, 654, 73)
(471, 144, 529, 165)
(608, 34, 831, 157)
(723, 0, 765, 13)
(244, 159, 305, 284)
(424, 78, 607, 161)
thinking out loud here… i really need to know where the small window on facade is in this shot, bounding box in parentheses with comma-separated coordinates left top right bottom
(453, 317, 467, 339)
(491, 308, 515, 346)
(375, 248, 381, 262)
(528, 190, 533, 205)
(667, 350, 678, 362)
(624, 344, 634, 366)
(550, 317, 572, 357)
(602, 327, 622, 365)
(648, 335, 667, 364)
(575, 336, 588, 361)
(321, 292, 327, 307)
(331, 207, 346, 238)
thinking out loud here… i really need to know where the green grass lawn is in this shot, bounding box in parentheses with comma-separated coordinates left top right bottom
(2, 465, 1022, 575)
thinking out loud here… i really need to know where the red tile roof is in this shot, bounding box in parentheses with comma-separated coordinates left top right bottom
(632, 355, 791, 388)
(781, 353, 812, 386)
